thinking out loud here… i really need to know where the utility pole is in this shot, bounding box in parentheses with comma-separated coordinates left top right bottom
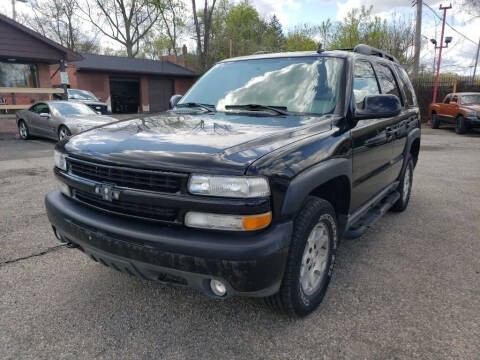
(413, 0, 423, 77)
(432, 4, 452, 104)
(472, 38, 480, 81)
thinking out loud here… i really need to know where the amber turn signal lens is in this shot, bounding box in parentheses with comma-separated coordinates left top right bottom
(243, 212, 272, 230)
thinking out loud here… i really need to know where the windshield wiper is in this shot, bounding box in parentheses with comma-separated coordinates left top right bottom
(175, 102, 216, 113)
(225, 104, 289, 115)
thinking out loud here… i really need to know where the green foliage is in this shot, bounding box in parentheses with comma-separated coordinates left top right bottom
(284, 24, 319, 52)
(329, 6, 387, 50)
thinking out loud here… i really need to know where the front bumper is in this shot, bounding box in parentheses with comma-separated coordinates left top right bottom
(45, 190, 292, 298)
(466, 116, 480, 127)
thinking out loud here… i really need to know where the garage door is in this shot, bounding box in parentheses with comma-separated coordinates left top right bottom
(148, 78, 174, 112)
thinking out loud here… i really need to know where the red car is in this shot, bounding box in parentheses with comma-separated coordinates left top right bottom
(429, 92, 480, 134)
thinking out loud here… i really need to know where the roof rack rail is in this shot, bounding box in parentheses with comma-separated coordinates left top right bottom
(353, 44, 399, 64)
(253, 51, 271, 55)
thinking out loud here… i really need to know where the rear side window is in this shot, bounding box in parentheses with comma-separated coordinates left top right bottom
(444, 96, 451, 104)
(452, 95, 458, 103)
(374, 63, 402, 103)
(353, 61, 380, 109)
(395, 65, 417, 107)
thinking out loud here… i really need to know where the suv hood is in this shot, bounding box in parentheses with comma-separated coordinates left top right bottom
(74, 99, 107, 107)
(64, 112, 333, 174)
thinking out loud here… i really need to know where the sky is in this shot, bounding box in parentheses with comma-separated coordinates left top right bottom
(1, 0, 479, 75)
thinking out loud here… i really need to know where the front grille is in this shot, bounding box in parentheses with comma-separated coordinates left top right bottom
(73, 189, 178, 222)
(68, 158, 185, 193)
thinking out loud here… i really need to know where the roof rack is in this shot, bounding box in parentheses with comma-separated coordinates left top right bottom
(253, 51, 271, 55)
(353, 44, 399, 64)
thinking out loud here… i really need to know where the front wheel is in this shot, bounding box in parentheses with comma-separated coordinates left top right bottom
(455, 116, 467, 134)
(58, 125, 71, 141)
(265, 197, 337, 317)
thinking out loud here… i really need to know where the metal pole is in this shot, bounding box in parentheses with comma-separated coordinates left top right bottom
(12, 0, 15, 20)
(59, 60, 68, 100)
(414, 0, 423, 77)
(229, 38, 232, 58)
(472, 38, 480, 81)
(432, 4, 452, 104)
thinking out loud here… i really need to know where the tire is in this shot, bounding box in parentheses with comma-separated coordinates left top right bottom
(391, 156, 413, 212)
(455, 116, 467, 134)
(18, 120, 30, 140)
(265, 197, 337, 317)
(58, 125, 71, 141)
(431, 112, 440, 129)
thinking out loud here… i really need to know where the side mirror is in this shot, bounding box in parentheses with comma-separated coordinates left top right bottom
(169, 94, 182, 109)
(355, 94, 401, 120)
(39, 113, 51, 119)
(96, 111, 102, 115)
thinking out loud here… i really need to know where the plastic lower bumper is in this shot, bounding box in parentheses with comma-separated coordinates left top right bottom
(45, 191, 292, 298)
(466, 117, 480, 128)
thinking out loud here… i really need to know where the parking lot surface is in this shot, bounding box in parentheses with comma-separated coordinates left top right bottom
(0, 126, 479, 359)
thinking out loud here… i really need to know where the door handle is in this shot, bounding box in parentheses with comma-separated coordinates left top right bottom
(385, 127, 394, 141)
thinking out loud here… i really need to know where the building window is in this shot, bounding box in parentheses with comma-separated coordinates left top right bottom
(0, 62, 39, 87)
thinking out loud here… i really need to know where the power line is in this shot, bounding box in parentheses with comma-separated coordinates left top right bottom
(422, 1, 477, 45)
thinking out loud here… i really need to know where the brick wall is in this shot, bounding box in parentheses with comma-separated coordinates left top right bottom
(174, 78, 196, 95)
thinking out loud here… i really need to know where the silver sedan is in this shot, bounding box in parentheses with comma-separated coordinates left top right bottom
(16, 101, 118, 141)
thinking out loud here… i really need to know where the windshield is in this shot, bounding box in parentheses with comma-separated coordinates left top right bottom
(68, 89, 98, 101)
(179, 57, 344, 115)
(461, 94, 480, 105)
(51, 102, 96, 116)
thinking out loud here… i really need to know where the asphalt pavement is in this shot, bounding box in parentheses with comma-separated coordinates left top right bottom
(0, 126, 479, 359)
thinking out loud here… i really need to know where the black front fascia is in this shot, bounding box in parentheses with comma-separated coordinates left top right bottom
(55, 168, 271, 226)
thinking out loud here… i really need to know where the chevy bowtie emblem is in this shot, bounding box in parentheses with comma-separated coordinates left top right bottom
(95, 183, 120, 202)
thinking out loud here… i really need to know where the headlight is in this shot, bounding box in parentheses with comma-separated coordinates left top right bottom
(188, 174, 270, 198)
(54, 150, 67, 171)
(185, 211, 272, 231)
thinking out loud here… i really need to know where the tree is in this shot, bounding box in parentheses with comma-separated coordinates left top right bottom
(191, 0, 218, 71)
(262, 15, 285, 51)
(329, 6, 387, 50)
(20, 0, 99, 53)
(284, 24, 319, 52)
(151, 0, 186, 56)
(225, 0, 266, 56)
(76, 0, 160, 57)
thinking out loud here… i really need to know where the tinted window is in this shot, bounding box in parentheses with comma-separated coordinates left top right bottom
(461, 94, 480, 105)
(444, 96, 451, 104)
(31, 103, 50, 114)
(452, 95, 458, 103)
(353, 61, 380, 109)
(375, 63, 402, 102)
(51, 102, 96, 115)
(179, 57, 344, 115)
(395, 65, 416, 107)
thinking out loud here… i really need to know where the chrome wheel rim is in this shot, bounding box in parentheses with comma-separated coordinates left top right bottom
(300, 222, 330, 296)
(19, 122, 27, 138)
(403, 166, 411, 202)
(59, 128, 68, 140)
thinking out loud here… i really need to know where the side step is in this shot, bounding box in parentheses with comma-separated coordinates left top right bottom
(343, 191, 400, 240)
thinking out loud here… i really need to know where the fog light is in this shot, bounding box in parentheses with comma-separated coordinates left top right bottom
(58, 181, 71, 197)
(210, 279, 227, 297)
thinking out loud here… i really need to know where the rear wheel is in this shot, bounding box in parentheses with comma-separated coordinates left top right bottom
(391, 156, 413, 212)
(455, 116, 467, 134)
(431, 112, 440, 129)
(58, 125, 71, 141)
(265, 197, 337, 317)
(18, 120, 30, 140)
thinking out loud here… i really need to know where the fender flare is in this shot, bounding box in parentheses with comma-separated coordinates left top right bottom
(281, 157, 352, 218)
(401, 127, 421, 171)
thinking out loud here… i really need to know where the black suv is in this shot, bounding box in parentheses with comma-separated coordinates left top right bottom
(46, 45, 420, 317)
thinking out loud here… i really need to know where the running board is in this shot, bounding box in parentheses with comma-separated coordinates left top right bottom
(343, 191, 400, 240)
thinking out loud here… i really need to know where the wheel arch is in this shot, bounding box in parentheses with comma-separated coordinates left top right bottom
(281, 158, 352, 234)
